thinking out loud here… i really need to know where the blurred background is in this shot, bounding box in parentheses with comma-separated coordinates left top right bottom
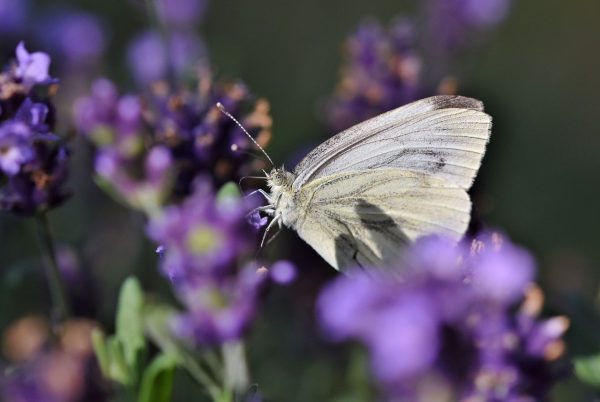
(1, 0, 599, 400)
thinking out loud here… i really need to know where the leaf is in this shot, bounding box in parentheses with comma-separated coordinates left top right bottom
(107, 337, 133, 385)
(575, 355, 600, 388)
(138, 354, 178, 402)
(116, 277, 147, 380)
(143, 301, 184, 358)
(91, 329, 111, 378)
(91, 328, 132, 385)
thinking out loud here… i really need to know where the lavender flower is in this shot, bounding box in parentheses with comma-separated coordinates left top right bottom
(147, 180, 256, 281)
(327, 19, 427, 132)
(147, 181, 274, 345)
(0, 45, 69, 215)
(74, 75, 272, 212)
(426, 0, 512, 51)
(15, 42, 53, 89)
(1, 317, 103, 402)
(318, 234, 568, 401)
(155, 0, 206, 26)
(127, 30, 207, 85)
(172, 264, 267, 344)
(37, 11, 106, 66)
(0, 0, 27, 35)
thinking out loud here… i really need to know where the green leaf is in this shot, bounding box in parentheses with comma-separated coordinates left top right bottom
(107, 337, 133, 385)
(116, 277, 147, 380)
(91, 329, 111, 378)
(138, 354, 178, 402)
(144, 301, 184, 358)
(575, 355, 600, 388)
(91, 328, 132, 385)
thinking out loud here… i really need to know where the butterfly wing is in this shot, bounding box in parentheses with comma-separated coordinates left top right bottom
(292, 95, 491, 191)
(286, 95, 491, 270)
(292, 169, 470, 270)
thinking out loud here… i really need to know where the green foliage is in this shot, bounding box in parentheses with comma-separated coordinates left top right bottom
(138, 354, 179, 402)
(92, 277, 179, 401)
(117, 277, 147, 377)
(575, 355, 600, 388)
(92, 277, 147, 387)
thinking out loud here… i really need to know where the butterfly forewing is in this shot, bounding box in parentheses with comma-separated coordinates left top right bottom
(292, 96, 490, 190)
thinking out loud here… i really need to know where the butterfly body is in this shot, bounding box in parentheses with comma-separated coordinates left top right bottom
(261, 96, 492, 271)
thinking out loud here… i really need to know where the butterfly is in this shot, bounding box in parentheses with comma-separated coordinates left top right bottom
(220, 95, 491, 271)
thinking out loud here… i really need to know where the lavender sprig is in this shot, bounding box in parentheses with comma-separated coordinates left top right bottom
(318, 234, 568, 401)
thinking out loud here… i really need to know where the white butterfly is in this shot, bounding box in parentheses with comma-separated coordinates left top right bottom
(221, 95, 491, 271)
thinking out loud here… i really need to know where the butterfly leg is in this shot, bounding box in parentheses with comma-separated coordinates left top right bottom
(248, 205, 276, 217)
(260, 215, 280, 248)
(246, 189, 274, 204)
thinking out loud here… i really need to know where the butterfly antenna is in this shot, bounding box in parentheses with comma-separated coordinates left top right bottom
(238, 175, 268, 194)
(216, 102, 274, 167)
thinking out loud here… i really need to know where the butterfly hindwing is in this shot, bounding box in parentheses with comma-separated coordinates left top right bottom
(291, 169, 471, 270)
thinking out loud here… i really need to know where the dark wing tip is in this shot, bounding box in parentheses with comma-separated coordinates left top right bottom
(427, 95, 485, 112)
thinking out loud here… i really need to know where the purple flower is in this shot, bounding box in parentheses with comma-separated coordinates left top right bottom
(327, 19, 427, 132)
(1, 318, 104, 402)
(15, 42, 53, 88)
(172, 265, 267, 344)
(127, 30, 207, 85)
(38, 11, 106, 65)
(426, 0, 512, 51)
(74, 76, 272, 209)
(269, 260, 297, 285)
(0, 121, 35, 175)
(147, 181, 254, 281)
(0, 0, 28, 35)
(248, 210, 268, 229)
(155, 0, 206, 26)
(0, 95, 70, 215)
(317, 234, 568, 400)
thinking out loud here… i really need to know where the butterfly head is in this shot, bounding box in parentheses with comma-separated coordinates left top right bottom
(267, 167, 294, 190)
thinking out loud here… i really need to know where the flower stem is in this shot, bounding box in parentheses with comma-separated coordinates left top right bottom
(183, 356, 223, 401)
(36, 212, 71, 323)
(222, 340, 249, 396)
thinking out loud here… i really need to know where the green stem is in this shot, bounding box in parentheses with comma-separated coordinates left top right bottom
(36, 212, 71, 323)
(222, 340, 249, 397)
(183, 356, 223, 401)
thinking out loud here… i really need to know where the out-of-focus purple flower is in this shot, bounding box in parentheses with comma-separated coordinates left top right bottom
(146, 181, 279, 345)
(1, 318, 105, 402)
(469, 234, 535, 303)
(270, 260, 297, 285)
(127, 31, 167, 86)
(0, 0, 28, 35)
(327, 19, 427, 132)
(318, 234, 568, 401)
(426, 0, 512, 51)
(156, 0, 206, 26)
(147, 180, 255, 281)
(127, 30, 207, 85)
(38, 11, 106, 66)
(172, 265, 267, 344)
(15, 42, 53, 88)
